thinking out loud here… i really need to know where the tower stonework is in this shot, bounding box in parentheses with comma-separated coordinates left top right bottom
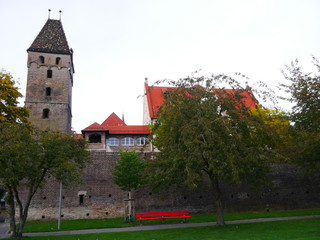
(25, 19, 74, 133)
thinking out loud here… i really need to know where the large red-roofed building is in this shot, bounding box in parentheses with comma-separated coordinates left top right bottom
(82, 81, 258, 152)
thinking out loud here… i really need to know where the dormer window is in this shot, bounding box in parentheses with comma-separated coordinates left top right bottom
(39, 56, 45, 64)
(45, 87, 51, 97)
(47, 70, 52, 78)
(56, 57, 61, 65)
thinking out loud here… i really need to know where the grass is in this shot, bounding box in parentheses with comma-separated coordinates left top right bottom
(7, 218, 320, 240)
(22, 208, 320, 233)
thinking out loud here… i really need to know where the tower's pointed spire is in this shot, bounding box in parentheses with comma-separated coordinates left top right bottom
(27, 18, 71, 55)
(122, 112, 125, 123)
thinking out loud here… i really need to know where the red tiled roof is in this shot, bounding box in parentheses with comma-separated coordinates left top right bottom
(222, 89, 257, 108)
(73, 134, 84, 139)
(145, 83, 258, 119)
(82, 122, 106, 131)
(101, 112, 126, 126)
(145, 83, 177, 119)
(107, 125, 149, 134)
(82, 113, 150, 134)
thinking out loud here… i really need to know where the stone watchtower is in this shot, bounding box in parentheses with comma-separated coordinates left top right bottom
(25, 17, 74, 133)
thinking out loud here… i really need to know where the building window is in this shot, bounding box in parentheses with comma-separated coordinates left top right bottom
(106, 137, 119, 146)
(45, 87, 51, 96)
(121, 137, 134, 146)
(42, 109, 50, 119)
(88, 134, 101, 143)
(39, 56, 45, 64)
(47, 70, 52, 78)
(137, 137, 148, 146)
(56, 57, 61, 65)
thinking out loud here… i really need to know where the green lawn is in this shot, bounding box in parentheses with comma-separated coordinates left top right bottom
(9, 218, 320, 240)
(23, 208, 320, 233)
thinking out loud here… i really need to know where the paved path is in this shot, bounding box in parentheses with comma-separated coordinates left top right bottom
(0, 215, 319, 239)
(0, 222, 9, 239)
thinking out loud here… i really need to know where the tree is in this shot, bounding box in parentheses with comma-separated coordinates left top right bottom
(0, 123, 90, 238)
(280, 57, 320, 174)
(112, 150, 145, 222)
(147, 74, 279, 226)
(250, 106, 291, 156)
(0, 71, 29, 124)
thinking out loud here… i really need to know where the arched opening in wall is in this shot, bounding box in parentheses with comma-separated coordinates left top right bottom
(79, 194, 84, 205)
(42, 109, 50, 119)
(39, 56, 45, 64)
(89, 134, 101, 143)
(45, 87, 51, 97)
(56, 57, 61, 65)
(47, 70, 52, 78)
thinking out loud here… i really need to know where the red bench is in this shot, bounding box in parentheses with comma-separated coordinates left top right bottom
(135, 210, 191, 224)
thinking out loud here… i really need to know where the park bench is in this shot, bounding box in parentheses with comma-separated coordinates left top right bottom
(135, 210, 191, 224)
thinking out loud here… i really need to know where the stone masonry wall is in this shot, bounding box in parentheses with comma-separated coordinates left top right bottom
(25, 152, 320, 221)
(25, 52, 72, 133)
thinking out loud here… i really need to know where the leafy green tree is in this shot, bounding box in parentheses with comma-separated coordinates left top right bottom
(147, 75, 279, 226)
(112, 150, 145, 222)
(0, 123, 90, 238)
(0, 71, 29, 123)
(280, 57, 320, 174)
(250, 106, 291, 156)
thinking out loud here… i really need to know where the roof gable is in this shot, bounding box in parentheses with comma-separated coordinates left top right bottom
(82, 122, 105, 131)
(82, 113, 149, 135)
(27, 19, 71, 55)
(101, 112, 127, 127)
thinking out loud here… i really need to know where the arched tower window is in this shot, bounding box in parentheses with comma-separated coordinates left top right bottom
(89, 134, 102, 143)
(42, 109, 50, 119)
(45, 87, 51, 96)
(47, 70, 52, 78)
(39, 56, 45, 64)
(56, 57, 61, 65)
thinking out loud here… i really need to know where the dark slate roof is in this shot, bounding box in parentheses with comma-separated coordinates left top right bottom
(27, 19, 71, 55)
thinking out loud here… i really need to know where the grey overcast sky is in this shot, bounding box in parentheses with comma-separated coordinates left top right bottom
(1, 0, 320, 132)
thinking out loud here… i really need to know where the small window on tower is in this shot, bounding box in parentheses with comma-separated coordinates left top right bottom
(39, 56, 45, 64)
(47, 70, 52, 78)
(42, 109, 50, 119)
(56, 57, 61, 65)
(45, 87, 51, 97)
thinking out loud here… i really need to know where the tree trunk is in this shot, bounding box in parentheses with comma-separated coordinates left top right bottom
(128, 191, 132, 222)
(13, 185, 36, 238)
(8, 190, 17, 238)
(212, 178, 225, 226)
(17, 210, 27, 237)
